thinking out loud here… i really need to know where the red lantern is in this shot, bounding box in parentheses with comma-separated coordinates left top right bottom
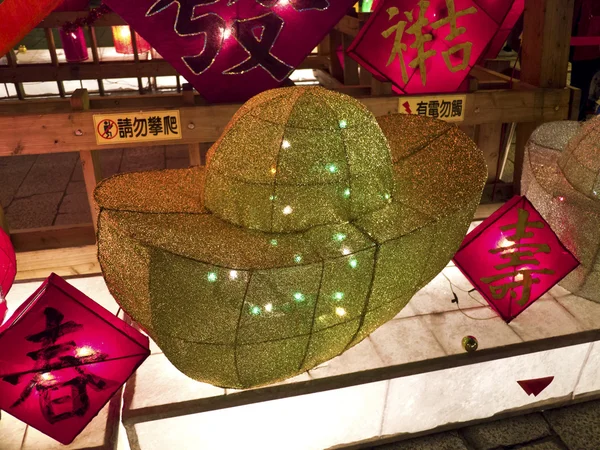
(111, 25, 152, 55)
(0, 226, 16, 322)
(0, 273, 150, 445)
(59, 27, 89, 62)
(453, 196, 579, 323)
(348, 0, 519, 94)
(103, 0, 356, 103)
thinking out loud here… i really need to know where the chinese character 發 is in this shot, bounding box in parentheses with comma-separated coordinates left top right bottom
(480, 208, 556, 306)
(2, 307, 114, 424)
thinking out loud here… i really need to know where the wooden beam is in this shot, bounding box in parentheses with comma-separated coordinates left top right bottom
(515, 0, 575, 194)
(15, 245, 100, 281)
(475, 123, 503, 182)
(0, 206, 8, 234)
(0, 54, 329, 84)
(10, 224, 95, 252)
(0, 89, 572, 156)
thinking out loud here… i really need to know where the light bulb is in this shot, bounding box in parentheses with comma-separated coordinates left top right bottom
(293, 292, 305, 302)
(294, 254, 303, 264)
(335, 307, 347, 317)
(343, 188, 351, 198)
(333, 292, 344, 301)
(76, 346, 94, 358)
(283, 205, 293, 215)
(270, 239, 278, 246)
(349, 258, 358, 268)
(265, 303, 273, 312)
(333, 232, 347, 242)
(339, 119, 347, 129)
(342, 247, 351, 255)
(281, 139, 291, 149)
(250, 305, 261, 315)
(270, 166, 277, 175)
(207, 272, 217, 282)
(326, 163, 338, 174)
(229, 270, 238, 280)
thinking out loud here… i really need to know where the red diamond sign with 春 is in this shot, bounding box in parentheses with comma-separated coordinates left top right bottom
(453, 196, 579, 323)
(104, 0, 356, 103)
(0, 274, 150, 445)
(348, 0, 519, 95)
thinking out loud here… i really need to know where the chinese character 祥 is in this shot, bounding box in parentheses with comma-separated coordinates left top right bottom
(146, 0, 326, 80)
(118, 118, 133, 139)
(2, 307, 115, 424)
(381, 0, 477, 86)
(134, 118, 148, 137)
(148, 116, 163, 136)
(480, 208, 556, 307)
(163, 116, 179, 135)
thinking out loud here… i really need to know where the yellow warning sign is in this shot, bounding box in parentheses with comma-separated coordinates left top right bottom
(93, 110, 182, 145)
(398, 94, 466, 122)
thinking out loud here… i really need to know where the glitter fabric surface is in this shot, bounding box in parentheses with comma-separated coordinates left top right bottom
(522, 116, 600, 302)
(96, 86, 486, 388)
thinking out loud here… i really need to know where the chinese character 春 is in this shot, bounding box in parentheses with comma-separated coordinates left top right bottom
(148, 116, 163, 136)
(134, 118, 148, 137)
(2, 307, 115, 424)
(163, 116, 179, 135)
(480, 208, 556, 306)
(118, 118, 133, 138)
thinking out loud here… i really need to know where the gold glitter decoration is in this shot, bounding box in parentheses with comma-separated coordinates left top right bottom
(95, 86, 486, 388)
(523, 116, 600, 303)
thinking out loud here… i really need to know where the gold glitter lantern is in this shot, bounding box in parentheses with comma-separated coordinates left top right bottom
(96, 86, 486, 388)
(523, 117, 600, 303)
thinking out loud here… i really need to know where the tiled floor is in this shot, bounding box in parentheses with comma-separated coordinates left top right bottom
(0, 144, 193, 229)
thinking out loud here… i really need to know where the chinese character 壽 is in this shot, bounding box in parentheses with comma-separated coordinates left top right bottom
(480, 208, 556, 306)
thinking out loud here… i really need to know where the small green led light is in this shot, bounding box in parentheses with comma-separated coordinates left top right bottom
(343, 188, 351, 198)
(349, 258, 358, 269)
(339, 119, 348, 129)
(384, 193, 391, 200)
(293, 292, 306, 302)
(269, 194, 277, 201)
(270, 239, 278, 246)
(326, 164, 338, 174)
(250, 305, 262, 315)
(333, 292, 344, 301)
(333, 232, 347, 242)
(207, 272, 217, 282)
(294, 254, 303, 264)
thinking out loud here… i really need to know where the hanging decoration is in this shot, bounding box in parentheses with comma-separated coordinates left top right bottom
(0, 226, 16, 323)
(59, 27, 89, 62)
(522, 117, 600, 303)
(453, 196, 579, 323)
(0, 273, 150, 445)
(0, 0, 65, 58)
(95, 86, 486, 389)
(60, 4, 111, 33)
(480, 0, 523, 60)
(347, 0, 520, 94)
(517, 376, 554, 397)
(112, 26, 152, 54)
(461, 335, 478, 352)
(102, 0, 357, 103)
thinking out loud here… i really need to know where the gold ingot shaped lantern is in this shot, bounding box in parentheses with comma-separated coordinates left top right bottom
(96, 87, 486, 388)
(523, 116, 600, 302)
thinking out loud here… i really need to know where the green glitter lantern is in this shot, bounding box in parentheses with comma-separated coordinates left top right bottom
(96, 87, 486, 388)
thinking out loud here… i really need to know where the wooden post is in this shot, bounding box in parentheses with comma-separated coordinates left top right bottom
(514, 0, 575, 193)
(476, 123, 503, 182)
(329, 30, 344, 83)
(341, 33, 360, 86)
(0, 206, 8, 234)
(182, 83, 202, 167)
(72, 89, 101, 233)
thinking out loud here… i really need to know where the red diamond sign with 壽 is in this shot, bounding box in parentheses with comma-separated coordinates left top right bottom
(104, 0, 356, 103)
(453, 196, 579, 323)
